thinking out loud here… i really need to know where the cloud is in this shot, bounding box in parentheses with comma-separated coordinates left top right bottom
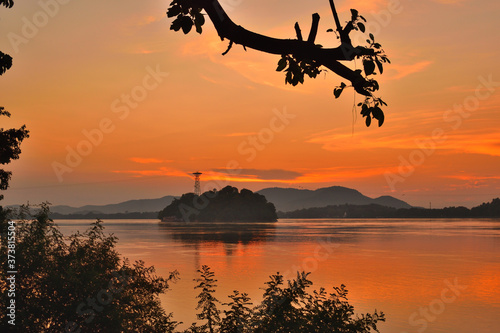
(130, 15, 165, 27)
(113, 167, 188, 178)
(180, 31, 313, 92)
(212, 168, 303, 181)
(337, 0, 389, 13)
(442, 174, 500, 190)
(219, 132, 259, 137)
(306, 126, 500, 158)
(388, 61, 433, 80)
(432, 0, 466, 4)
(129, 157, 170, 164)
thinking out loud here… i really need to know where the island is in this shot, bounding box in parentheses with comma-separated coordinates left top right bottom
(158, 186, 278, 222)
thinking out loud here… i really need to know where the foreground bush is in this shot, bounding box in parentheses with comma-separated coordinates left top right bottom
(0, 204, 178, 332)
(186, 266, 385, 333)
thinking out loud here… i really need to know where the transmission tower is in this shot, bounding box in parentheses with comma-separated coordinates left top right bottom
(193, 172, 202, 196)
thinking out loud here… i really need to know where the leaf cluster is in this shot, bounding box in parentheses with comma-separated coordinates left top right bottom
(168, 1, 205, 34)
(332, 43, 389, 126)
(0, 51, 12, 75)
(276, 55, 322, 86)
(361, 33, 390, 77)
(358, 97, 387, 127)
(349, 9, 368, 33)
(0, 0, 13, 9)
(0, 108, 29, 199)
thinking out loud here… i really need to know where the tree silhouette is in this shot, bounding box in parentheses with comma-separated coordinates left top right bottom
(167, 0, 390, 127)
(158, 186, 277, 222)
(0, 0, 29, 202)
(185, 267, 385, 333)
(189, 265, 222, 333)
(0, 205, 180, 332)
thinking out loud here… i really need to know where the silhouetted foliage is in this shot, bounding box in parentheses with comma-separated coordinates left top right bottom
(220, 290, 252, 333)
(158, 186, 277, 222)
(0, 0, 14, 9)
(0, 204, 179, 332)
(184, 267, 385, 333)
(0, 51, 12, 75)
(166, 0, 390, 127)
(1, 0, 29, 202)
(188, 265, 221, 333)
(471, 198, 500, 217)
(0, 108, 30, 201)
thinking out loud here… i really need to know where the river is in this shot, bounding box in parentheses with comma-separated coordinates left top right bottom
(55, 218, 500, 332)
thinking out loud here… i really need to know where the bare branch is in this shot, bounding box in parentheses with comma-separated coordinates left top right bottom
(329, 0, 342, 34)
(197, 0, 373, 92)
(307, 13, 320, 44)
(294, 22, 303, 42)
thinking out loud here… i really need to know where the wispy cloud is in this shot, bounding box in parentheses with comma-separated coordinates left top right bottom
(219, 132, 259, 137)
(181, 32, 313, 92)
(442, 174, 500, 190)
(113, 167, 188, 178)
(307, 127, 500, 157)
(212, 168, 303, 181)
(129, 157, 170, 164)
(432, 0, 466, 4)
(337, 0, 389, 13)
(388, 61, 433, 80)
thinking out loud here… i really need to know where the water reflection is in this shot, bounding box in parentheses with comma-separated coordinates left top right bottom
(54, 218, 500, 333)
(158, 221, 277, 244)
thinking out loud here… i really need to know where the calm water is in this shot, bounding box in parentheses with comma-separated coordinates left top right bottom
(55, 218, 500, 332)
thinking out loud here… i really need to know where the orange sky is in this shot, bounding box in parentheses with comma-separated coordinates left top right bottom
(1, 0, 499, 207)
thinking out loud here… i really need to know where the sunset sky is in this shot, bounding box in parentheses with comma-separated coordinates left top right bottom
(1, 0, 499, 208)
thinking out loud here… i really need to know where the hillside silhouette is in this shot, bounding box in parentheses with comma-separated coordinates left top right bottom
(279, 198, 500, 219)
(257, 186, 412, 211)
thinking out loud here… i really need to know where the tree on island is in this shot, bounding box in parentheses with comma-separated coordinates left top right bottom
(166, 0, 390, 127)
(158, 186, 278, 222)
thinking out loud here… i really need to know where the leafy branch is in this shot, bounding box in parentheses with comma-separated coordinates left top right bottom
(166, 0, 391, 127)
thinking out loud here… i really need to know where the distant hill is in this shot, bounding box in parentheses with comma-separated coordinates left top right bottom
(22, 196, 178, 215)
(257, 186, 412, 212)
(6, 186, 411, 217)
(280, 198, 500, 219)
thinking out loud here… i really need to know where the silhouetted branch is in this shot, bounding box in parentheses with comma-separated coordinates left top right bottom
(307, 13, 320, 44)
(294, 22, 303, 42)
(184, 0, 375, 95)
(329, 0, 342, 36)
(222, 40, 233, 56)
(168, 0, 392, 124)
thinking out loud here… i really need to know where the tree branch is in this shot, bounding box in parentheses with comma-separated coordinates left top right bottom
(307, 13, 320, 44)
(294, 22, 303, 42)
(329, 0, 342, 35)
(192, 0, 374, 94)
